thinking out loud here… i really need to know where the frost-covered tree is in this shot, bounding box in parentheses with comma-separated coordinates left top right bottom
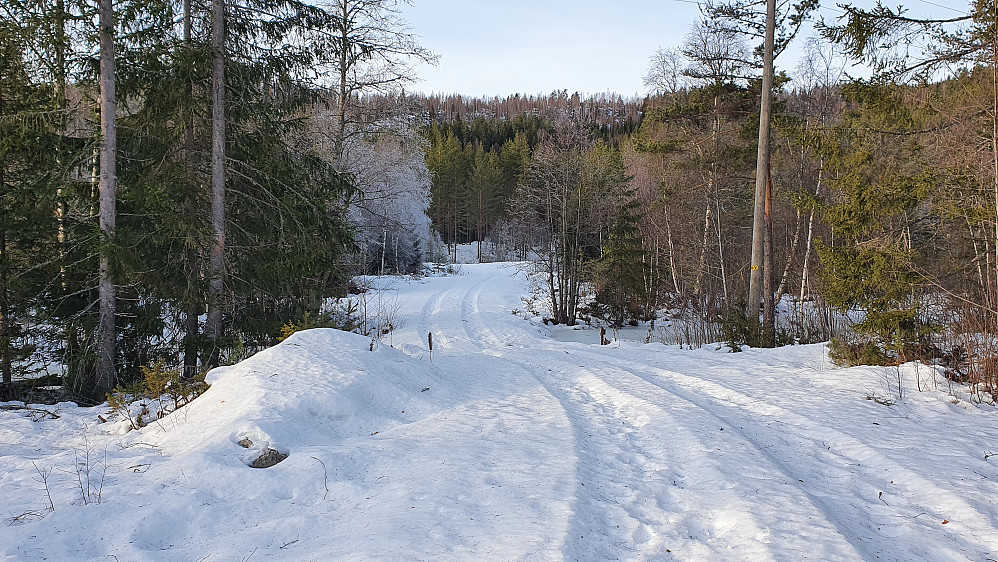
(344, 126, 437, 274)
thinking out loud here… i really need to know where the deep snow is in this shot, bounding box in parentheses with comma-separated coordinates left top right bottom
(3, 262, 998, 561)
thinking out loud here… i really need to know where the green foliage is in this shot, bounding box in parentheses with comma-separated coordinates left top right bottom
(107, 361, 208, 430)
(811, 82, 938, 359)
(0, 0, 363, 400)
(817, 243, 928, 345)
(719, 305, 760, 352)
(425, 118, 542, 245)
(719, 305, 793, 351)
(827, 336, 890, 367)
(278, 311, 336, 342)
(590, 144, 649, 327)
(0, 18, 73, 387)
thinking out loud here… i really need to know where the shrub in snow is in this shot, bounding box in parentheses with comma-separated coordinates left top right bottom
(106, 361, 208, 431)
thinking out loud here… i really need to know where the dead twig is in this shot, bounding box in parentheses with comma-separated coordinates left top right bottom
(0, 404, 61, 420)
(310, 456, 330, 500)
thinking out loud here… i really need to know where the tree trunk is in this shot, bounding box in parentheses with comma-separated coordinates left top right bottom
(694, 204, 710, 294)
(763, 164, 775, 346)
(992, 28, 998, 324)
(799, 160, 822, 303)
(775, 208, 800, 305)
(748, 0, 776, 318)
(335, 0, 349, 166)
(97, 0, 117, 396)
(710, 92, 728, 302)
(1, 213, 10, 389)
(1, 93, 10, 390)
(55, 0, 67, 281)
(380, 228, 387, 275)
(182, 0, 200, 379)
(206, 0, 226, 369)
(477, 189, 483, 262)
(665, 211, 681, 295)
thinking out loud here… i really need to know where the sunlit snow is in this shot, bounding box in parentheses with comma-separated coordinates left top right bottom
(3, 262, 997, 560)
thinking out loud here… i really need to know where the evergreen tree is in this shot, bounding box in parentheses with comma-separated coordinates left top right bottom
(812, 82, 935, 359)
(0, 23, 64, 395)
(589, 142, 646, 328)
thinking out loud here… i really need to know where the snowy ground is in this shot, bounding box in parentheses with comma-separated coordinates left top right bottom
(3, 262, 998, 561)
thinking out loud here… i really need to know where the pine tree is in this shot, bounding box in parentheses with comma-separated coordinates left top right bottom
(96, 0, 118, 396)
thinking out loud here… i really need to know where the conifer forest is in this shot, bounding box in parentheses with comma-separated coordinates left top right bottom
(1, 0, 997, 405)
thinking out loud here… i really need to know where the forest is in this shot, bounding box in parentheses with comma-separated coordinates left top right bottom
(2, 0, 997, 405)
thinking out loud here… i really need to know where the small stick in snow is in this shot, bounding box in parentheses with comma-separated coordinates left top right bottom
(428, 332, 433, 361)
(310, 456, 330, 500)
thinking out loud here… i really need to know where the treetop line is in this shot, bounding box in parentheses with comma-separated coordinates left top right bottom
(3, 0, 998, 403)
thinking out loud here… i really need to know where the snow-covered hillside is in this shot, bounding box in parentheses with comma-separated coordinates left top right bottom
(3, 263, 998, 561)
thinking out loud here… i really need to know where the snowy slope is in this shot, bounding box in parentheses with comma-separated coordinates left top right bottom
(3, 262, 998, 561)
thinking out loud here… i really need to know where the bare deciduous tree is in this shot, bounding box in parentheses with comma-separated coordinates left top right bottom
(644, 47, 687, 96)
(324, 0, 437, 164)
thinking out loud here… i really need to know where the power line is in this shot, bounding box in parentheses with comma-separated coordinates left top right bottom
(911, 0, 964, 14)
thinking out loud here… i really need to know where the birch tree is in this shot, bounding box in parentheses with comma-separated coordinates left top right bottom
(325, 0, 437, 164)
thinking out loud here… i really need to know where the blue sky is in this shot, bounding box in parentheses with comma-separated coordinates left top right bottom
(398, 0, 962, 98)
(399, 0, 702, 97)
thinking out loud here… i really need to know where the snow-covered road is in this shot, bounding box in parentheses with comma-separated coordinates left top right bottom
(3, 262, 998, 560)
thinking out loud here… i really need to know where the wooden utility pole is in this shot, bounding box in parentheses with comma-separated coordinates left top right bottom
(748, 0, 776, 335)
(97, 0, 117, 395)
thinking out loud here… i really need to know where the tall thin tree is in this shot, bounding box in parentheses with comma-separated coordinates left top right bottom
(182, 0, 200, 378)
(96, 0, 117, 395)
(207, 0, 225, 368)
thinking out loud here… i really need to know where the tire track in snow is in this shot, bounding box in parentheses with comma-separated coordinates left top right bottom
(532, 358, 794, 559)
(557, 347, 998, 561)
(546, 352, 878, 560)
(453, 271, 863, 559)
(405, 266, 996, 560)
(454, 270, 988, 560)
(417, 279, 448, 341)
(409, 268, 583, 558)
